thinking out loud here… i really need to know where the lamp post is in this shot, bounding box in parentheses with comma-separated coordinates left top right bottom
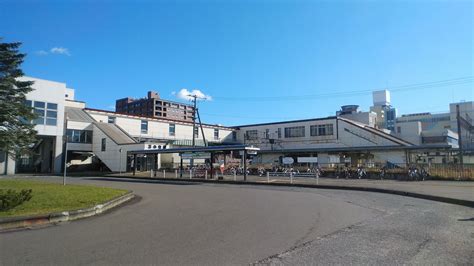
(119, 148, 123, 175)
(63, 115, 68, 186)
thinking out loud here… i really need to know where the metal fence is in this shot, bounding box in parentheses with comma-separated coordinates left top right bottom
(127, 162, 473, 181)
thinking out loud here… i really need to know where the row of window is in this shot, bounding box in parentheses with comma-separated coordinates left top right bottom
(108, 116, 221, 139)
(245, 124, 334, 140)
(25, 100, 58, 126)
(66, 129, 93, 143)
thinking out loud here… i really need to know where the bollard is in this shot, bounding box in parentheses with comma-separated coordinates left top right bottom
(290, 172, 293, 184)
(163, 170, 166, 178)
(190, 169, 192, 179)
(175, 169, 178, 179)
(205, 170, 208, 180)
(233, 171, 236, 181)
(316, 173, 319, 185)
(267, 172, 270, 183)
(150, 169, 153, 178)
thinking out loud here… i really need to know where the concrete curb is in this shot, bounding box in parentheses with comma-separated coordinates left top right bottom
(0, 192, 135, 232)
(109, 175, 474, 208)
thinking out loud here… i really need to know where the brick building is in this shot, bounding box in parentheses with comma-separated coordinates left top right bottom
(115, 91, 195, 122)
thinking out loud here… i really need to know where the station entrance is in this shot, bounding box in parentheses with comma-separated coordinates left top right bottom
(127, 145, 259, 181)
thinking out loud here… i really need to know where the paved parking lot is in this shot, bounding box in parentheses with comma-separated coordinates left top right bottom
(1, 176, 473, 265)
(129, 171, 474, 203)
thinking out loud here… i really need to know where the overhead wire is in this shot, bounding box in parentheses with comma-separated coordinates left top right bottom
(210, 76, 473, 102)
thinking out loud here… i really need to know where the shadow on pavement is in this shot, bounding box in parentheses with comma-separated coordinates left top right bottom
(87, 177, 201, 186)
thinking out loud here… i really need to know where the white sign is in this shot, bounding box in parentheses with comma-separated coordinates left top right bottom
(181, 152, 211, 159)
(239, 150, 258, 156)
(328, 155, 340, 163)
(297, 157, 318, 163)
(282, 157, 294, 164)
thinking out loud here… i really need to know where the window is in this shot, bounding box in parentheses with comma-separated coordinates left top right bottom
(284, 126, 305, 138)
(310, 124, 333, 136)
(232, 131, 237, 141)
(277, 128, 281, 138)
(169, 124, 176, 136)
(46, 103, 58, 126)
(47, 103, 57, 110)
(246, 130, 258, 140)
(32, 101, 57, 126)
(33, 101, 45, 124)
(101, 138, 106, 151)
(45, 109, 57, 126)
(194, 127, 199, 137)
(66, 130, 92, 143)
(34, 101, 45, 108)
(265, 129, 270, 139)
(214, 129, 219, 140)
(397, 126, 401, 134)
(318, 125, 326, 136)
(327, 124, 334, 135)
(108, 116, 116, 124)
(141, 120, 148, 134)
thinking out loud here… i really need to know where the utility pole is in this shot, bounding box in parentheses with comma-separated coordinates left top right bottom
(188, 93, 208, 168)
(190, 95, 198, 147)
(456, 105, 464, 178)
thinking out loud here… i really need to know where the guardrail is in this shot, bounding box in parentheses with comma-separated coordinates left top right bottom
(267, 172, 319, 184)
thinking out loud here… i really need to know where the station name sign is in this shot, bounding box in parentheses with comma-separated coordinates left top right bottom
(180, 152, 211, 159)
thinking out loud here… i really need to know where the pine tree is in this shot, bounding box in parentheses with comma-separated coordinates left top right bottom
(0, 39, 37, 156)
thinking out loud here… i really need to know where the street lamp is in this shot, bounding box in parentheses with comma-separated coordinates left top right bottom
(119, 148, 123, 175)
(63, 115, 69, 186)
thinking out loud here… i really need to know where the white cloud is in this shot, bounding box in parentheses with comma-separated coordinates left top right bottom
(50, 47, 71, 56)
(34, 47, 71, 56)
(35, 50, 48, 56)
(175, 88, 212, 101)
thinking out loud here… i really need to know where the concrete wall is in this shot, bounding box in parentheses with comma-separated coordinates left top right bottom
(0, 152, 16, 175)
(393, 121, 422, 145)
(65, 100, 86, 108)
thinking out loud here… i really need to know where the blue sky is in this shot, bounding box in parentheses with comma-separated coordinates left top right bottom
(1, 0, 473, 126)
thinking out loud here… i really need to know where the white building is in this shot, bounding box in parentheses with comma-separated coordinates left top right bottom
(370, 90, 397, 131)
(2, 77, 472, 175)
(1, 77, 236, 175)
(0, 77, 74, 175)
(235, 115, 413, 167)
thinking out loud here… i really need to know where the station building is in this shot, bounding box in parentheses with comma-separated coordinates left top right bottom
(1, 77, 236, 175)
(1, 76, 472, 175)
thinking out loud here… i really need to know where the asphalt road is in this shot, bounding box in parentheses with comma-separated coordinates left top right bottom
(1, 177, 473, 265)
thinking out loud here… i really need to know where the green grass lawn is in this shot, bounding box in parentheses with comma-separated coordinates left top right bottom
(0, 179, 128, 218)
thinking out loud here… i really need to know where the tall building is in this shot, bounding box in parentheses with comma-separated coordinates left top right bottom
(370, 90, 397, 131)
(116, 91, 195, 122)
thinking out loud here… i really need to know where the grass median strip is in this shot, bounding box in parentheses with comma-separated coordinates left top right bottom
(0, 179, 128, 218)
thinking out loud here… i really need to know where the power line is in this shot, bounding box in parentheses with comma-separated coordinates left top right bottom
(211, 76, 473, 102)
(200, 112, 306, 120)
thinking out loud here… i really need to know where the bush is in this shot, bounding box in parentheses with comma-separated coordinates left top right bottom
(0, 189, 33, 211)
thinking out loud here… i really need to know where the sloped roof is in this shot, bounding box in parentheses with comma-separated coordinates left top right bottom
(65, 107, 95, 122)
(94, 122, 138, 145)
(338, 117, 413, 146)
